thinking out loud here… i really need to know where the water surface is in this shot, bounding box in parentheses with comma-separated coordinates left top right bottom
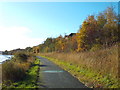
(0, 55, 13, 64)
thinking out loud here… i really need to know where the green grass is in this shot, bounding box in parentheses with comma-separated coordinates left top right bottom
(2, 58, 40, 88)
(41, 55, 119, 88)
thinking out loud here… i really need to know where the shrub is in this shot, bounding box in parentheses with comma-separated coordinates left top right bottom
(90, 44, 102, 51)
(2, 61, 26, 82)
(14, 52, 28, 62)
(17, 62, 31, 71)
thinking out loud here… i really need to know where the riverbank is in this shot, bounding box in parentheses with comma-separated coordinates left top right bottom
(2, 52, 40, 88)
(2, 58, 40, 88)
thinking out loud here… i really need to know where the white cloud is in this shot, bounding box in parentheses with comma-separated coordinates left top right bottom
(0, 26, 46, 51)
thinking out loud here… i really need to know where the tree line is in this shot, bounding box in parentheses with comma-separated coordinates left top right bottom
(32, 6, 119, 53)
(3, 6, 119, 54)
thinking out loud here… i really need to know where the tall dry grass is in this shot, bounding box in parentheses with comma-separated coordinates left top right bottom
(0, 64, 2, 83)
(40, 44, 119, 79)
(2, 52, 36, 83)
(0, 64, 2, 89)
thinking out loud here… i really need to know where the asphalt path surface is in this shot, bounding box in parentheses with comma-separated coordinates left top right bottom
(37, 56, 88, 88)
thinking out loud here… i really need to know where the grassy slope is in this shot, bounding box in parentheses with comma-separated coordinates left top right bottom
(39, 45, 119, 88)
(2, 58, 40, 88)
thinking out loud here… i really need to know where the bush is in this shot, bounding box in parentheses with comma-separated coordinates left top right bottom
(2, 61, 26, 82)
(14, 52, 28, 62)
(90, 44, 102, 51)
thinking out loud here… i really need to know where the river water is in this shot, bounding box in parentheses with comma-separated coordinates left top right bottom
(0, 55, 13, 64)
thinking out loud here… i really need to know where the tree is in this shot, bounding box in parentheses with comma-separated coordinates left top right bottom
(77, 15, 98, 51)
(25, 47, 32, 52)
(31, 6, 118, 53)
(103, 6, 118, 46)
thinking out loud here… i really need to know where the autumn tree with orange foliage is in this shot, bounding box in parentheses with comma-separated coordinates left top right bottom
(33, 6, 118, 53)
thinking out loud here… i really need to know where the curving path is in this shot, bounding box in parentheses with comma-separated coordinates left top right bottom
(37, 56, 88, 88)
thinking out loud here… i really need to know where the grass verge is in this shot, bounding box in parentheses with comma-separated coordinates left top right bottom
(2, 58, 40, 88)
(40, 55, 119, 88)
